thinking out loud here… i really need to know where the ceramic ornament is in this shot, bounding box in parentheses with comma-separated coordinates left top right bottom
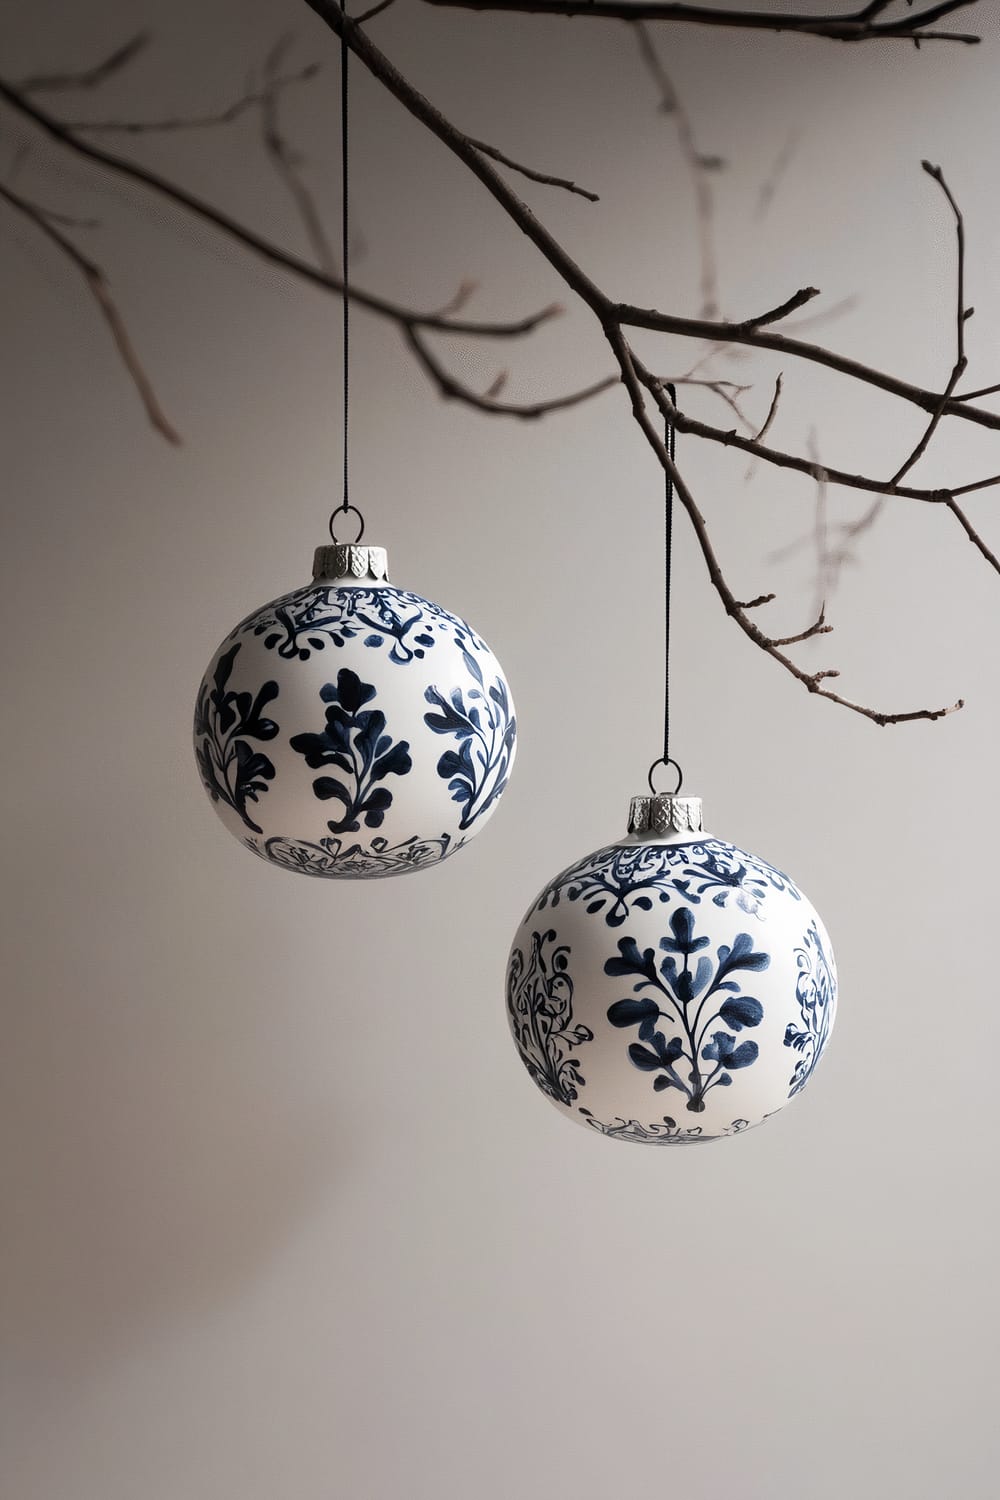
(506, 793, 836, 1144)
(194, 542, 516, 878)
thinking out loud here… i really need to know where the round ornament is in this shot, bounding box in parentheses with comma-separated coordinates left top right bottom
(506, 794, 836, 1144)
(194, 543, 516, 878)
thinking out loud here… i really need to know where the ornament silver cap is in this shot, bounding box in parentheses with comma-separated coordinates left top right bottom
(628, 794, 704, 836)
(312, 543, 389, 582)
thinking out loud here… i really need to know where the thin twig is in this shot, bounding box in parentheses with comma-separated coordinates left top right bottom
(0, 76, 562, 340)
(17, 34, 151, 93)
(767, 608, 832, 647)
(946, 496, 1000, 575)
(738, 287, 820, 329)
(635, 23, 720, 317)
(635, 363, 962, 722)
(404, 324, 619, 416)
(0, 180, 179, 444)
(259, 38, 336, 274)
(468, 136, 599, 201)
(63, 62, 320, 135)
(887, 162, 969, 486)
(755, 131, 800, 220)
(356, 0, 399, 21)
(753, 374, 783, 443)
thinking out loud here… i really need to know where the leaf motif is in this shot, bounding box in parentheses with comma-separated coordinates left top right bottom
(604, 937, 657, 980)
(333, 667, 377, 715)
(719, 995, 764, 1031)
(628, 1043, 664, 1072)
(660, 906, 711, 957)
(607, 997, 660, 1029)
(725, 1040, 758, 1069)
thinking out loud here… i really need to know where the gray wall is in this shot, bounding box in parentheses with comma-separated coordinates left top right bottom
(3, 2, 999, 1496)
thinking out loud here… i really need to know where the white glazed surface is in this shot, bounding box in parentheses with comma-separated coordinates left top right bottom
(194, 576, 517, 877)
(507, 829, 836, 1142)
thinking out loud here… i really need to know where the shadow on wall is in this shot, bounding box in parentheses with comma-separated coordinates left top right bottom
(0, 805, 344, 1385)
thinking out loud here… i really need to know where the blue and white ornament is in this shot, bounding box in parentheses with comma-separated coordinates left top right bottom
(506, 794, 836, 1143)
(194, 542, 516, 877)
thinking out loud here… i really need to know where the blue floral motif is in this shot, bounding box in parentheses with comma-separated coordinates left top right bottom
(238, 585, 489, 665)
(289, 668, 412, 834)
(507, 930, 593, 1106)
(424, 651, 516, 830)
(194, 642, 279, 834)
(531, 838, 800, 927)
(784, 921, 836, 1096)
(605, 906, 770, 1113)
(578, 1109, 751, 1145)
(247, 830, 460, 878)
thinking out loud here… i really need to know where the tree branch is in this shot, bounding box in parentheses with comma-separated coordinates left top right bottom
(422, 0, 983, 43)
(0, 179, 179, 444)
(0, 74, 561, 340)
(467, 136, 599, 201)
(16, 34, 151, 93)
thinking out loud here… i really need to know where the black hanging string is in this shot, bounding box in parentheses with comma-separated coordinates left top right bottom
(329, 0, 364, 545)
(648, 384, 683, 797)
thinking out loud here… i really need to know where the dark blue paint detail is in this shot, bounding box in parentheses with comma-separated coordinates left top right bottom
(784, 920, 836, 1096)
(424, 650, 516, 831)
(289, 668, 411, 834)
(507, 930, 593, 1106)
(605, 907, 769, 1113)
(194, 642, 279, 834)
(578, 1109, 751, 1145)
(237, 584, 489, 666)
(249, 830, 460, 879)
(532, 839, 801, 928)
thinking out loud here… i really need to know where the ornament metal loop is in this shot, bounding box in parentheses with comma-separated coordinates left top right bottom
(647, 756, 683, 797)
(328, 504, 365, 545)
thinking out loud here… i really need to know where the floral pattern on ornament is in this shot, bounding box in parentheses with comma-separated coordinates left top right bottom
(530, 838, 801, 928)
(289, 668, 412, 834)
(246, 830, 460, 878)
(784, 920, 836, 1097)
(578, 1109, 751, 1144)
(194, 642, 280, 835)
(605, 906, 770, 1113)
(237, 585, 490, 666)
(423, 650, 516, 831)
(507, 930, 593, 1106)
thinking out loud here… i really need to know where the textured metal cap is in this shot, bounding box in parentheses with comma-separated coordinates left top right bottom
(629, 794, 704, 836)
(312, 544, 389, 583)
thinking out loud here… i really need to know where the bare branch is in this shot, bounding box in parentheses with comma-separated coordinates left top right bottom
(403, 324, 619, 417)
(17, 34, 151, 93)
(946, 497, 1000, 576)
(258, 41, 337, 274)
(616, 298, 1000, 431)
(734, 593, 777, 610)
(468, 136, 599, 201)
(356, 0, 399, 20)
(886, 162, 969, 487)
(755, 131, 800, 220)
(753, 374, 783, 443)
(422, 0, 983, 43)
(0, 76, 561, 340)
(624, 350, 964, 723)
(738, 286, 820, 329)
(956, 380, 1000, 403)
(635, 23, 720, 318)
(0, 179, 179, 444)
(766, 608, 833, 647)
(62, 61, 320, 135)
